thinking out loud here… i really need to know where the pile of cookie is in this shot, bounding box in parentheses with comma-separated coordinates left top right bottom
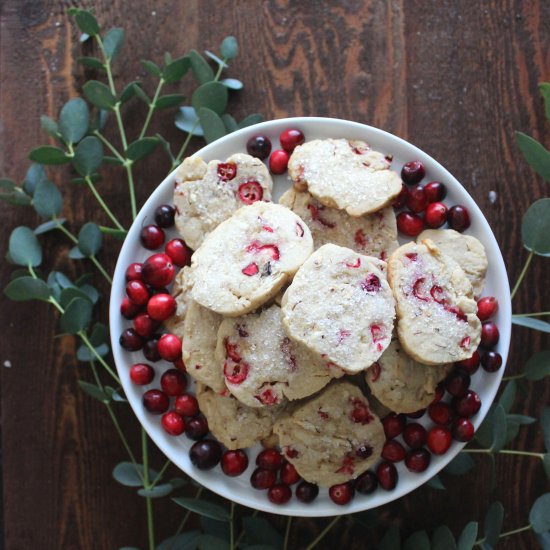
(160, 135, 490, 499)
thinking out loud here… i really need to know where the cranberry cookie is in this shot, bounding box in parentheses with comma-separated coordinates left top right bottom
(216, 305, 342, 408)
(287, 138, 402, 216)
(417, 229, 488, 297)
(281, 243, 395, 373)
(279, 188, 398, 259)
(163, 266, 193, 339)
(365, 339, 452, 413)
(190, 202, 313, 317)
(273, 381, 385, 487)
(174, 154, 273, 250)
(387, 240, 481, 365)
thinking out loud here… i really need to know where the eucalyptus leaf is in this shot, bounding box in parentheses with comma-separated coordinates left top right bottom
(54, 271, 75, 289)
(198, 108, 227, 144)
(0, 179, 31, 206)
(220, 36, 238, 59)
(79, 284, 100, 304)
(103, 156, 124, 166)
(204, 50, 228, 68)
(403, 530, 431, 550)
(78, 222, 103, 256)
(189, 49, 215, 84)
(221, 78, 243, 90)
(542, 407, 550, 451)
(200, 516, 230, 540)
(83, 80, 117, 110)
(426, 474, 446, 490)
(432, 525, 456, 550)
(133, 83, 150, 105)
(175, 106, 204, 136)
(40, 115, 59, 138)
(544, 453, 550, 480)
(60, 287, 93, 308)
(535, 531, 550, 550)
(103, 27, 124, 61)
(156, 530, 200, 550)
(516, 132, 550, 181)
(490, 404, 507, 452)
(120, 81, 142, 103)
(96, 109, 109, 130)
(238, 113, 264, 129)
(112, 462, 158, 487)
(76, 343, 109, 362)
(35, 219, 65, 235)
(77, 56, 105, 70)
(138, 483, 173, 498)
(196, 535, 229, 550)
(163, 55, 191, 83)
(525, 350, 550, 380)
(221, 114, 238, 132)
(531, 495, 550, 534)
(457, 522, 478, 550)
(443, 452, 475, 476)
(156, 133, 175, 163)
(155, 94, 186, 109)
(69, 246, 87, 260)
(379, 526, 401, 550)
(512, 315, 550, 333)
(506, 413, 536, 425)
(47, 272, 61, 301)
(169, 477, 186, 489)
(111, 388, 127, 402)
(60, 297, 92, 334)
(29, 146, 69, 165)
(172, 497, 230, 521)
(9, 226, 42, 266)
(33, 180, 62, 219)
(78, 380, 109, 403)
(192, 82, 228, 115)
(4, 277, 50, 302)
(242, 516, 282, 548)
(141, 59, 162, 77)
(164, 52, 172, 65)
(498, 379, 516, 413)
(540, 82, 550, 122)
(89, 322, 108, 345)
(23, 163, 48, 196)
(126, 137, 159, 161)
(483, 501, 504, 546)
(74, 10, 100, 36)
(58, 98, 89, 144)
(522, 198, 550, 256)
(73, 136, 103, 176)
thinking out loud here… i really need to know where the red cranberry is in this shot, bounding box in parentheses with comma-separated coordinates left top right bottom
(217, 162, 237, 181)
(269, 149, 290, 174)
(142, 389, 169, 414)
(175, 393, 199, 417)
(425, 202, 448, 228)
(295, 481, 319, 503)
(281, 462, 301, 485)
(246, 135, 272, 159)
(405, 448, 431, 473)
(143, 337, 162, 362)
(407, 408, 426, 419)
(142, 253, 175, 288)
(329, 482, 354, 505)
(140, 224, 165, 249)
(452, 417, 475, 442)
(354, 470, 378, 494)
(250, 467, 276, 490)
(133, 313, 159, 338)
(161, 411, 185, 436)
(221, 450, 249, 477)
(279, 128, 305, 153)
(406, 184, 428, 213)
(120, 296, 142, 319)
(126, 280, 150, 306)
(445, 370, 471, 398)
(481, 322, 500, 348)
(448, 205, 471, 232)
(427, 426, 452, 455)
(165, 239, 192, 268)
(147, 294, 176, 321)
(185, 416, 209, 440)
(424, 181, 447, 202)
(477, 296, 499, 321)
(456, 350, 480, 375)
(432, 383, 445, 404)
(129, 363, 155, 385)
(119, 328, 144, 351)
(125, 262, 143, 282)
(392, 184, 409, 209)
(428, 402, 454, 425)
(189, 440, 222, 470)
(396, 211, 425, 236)
(381, 440, 406, 462)
(382, 413, 406, 439)
(401, 161, 425, 185)
(402, 423, 427, 449)
(256, 448, 283, 471)
(268, 483, 292, 505)
(377, 461, 398, 491)
(452, 390, 482, 418)
(173, 358, 186, 373)
(160, 368, 187, 396)
(154, 204, 176, 228)
(158, 333, 182, 362)
(238, 181, 263, 204)
(481, 351, 502, 372)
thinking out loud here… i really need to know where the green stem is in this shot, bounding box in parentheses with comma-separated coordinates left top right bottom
(150, 458, 171, 488)
(125, 163, 137, 220)
(283, 516, 292, 550)
(462, 448, 544, 459)
(214, 59, 226, 80)
(511, 250, 534, 300)
(513, 311, 550, 317)
(229, 501, 235, 550)
(90, 255, 113, 284)
(305, 516, 342, 550)
(93, 130, 125, 162)
(498, 524, 532, 538)
(85, 176, 125, 231)
(141, 429, 155, 550)
(78, 331, 121, 384)
(167, 487, 203, 550)
(502, 373, 525, 381)
(173, 125, 197, 167)
(140, 78, 164, 139)
(55, 219, 78, 244)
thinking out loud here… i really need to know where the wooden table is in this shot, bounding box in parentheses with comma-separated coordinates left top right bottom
(1, 1, 549, 548)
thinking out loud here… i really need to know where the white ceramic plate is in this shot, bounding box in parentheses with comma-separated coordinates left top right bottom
(109, 117, 511, 517)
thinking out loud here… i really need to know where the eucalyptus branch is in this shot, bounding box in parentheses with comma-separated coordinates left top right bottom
(513, 311, 550, 317)
(173, 124, 197, 168)
(141, 429, 156, 550)
(283, 516, 293, 550)
(305, 516, 342, 550)
(79, 331, 121, 384)
(150, 458, 172, 488)
(167, 487, 204, 550)
(462, 448, 545, 459)
(140, 78, 165, 139)
(93, 130, 125, 161)
(511, 250, 535, 300)
(85, 176, 125, 231)
(475, 524, 532, 546)
(234, 509, 258, 548)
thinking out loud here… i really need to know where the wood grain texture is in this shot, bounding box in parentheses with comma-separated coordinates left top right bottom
(1, 0, 549, 548)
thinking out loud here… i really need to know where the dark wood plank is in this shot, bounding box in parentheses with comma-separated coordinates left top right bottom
(1, 0, 548, 548)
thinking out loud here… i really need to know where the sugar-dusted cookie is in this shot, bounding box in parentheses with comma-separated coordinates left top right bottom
(190, 202, 313, 317)
(281, 243, 395, 373)
(387, 240, 481, 365)
(174, 154, 273, 250)
(216, 305, 342, 408)
(163, 266, 193, 339)
(274, 381, 385, 487)
(196, 384, 282, 450)
(365, 339, 452, 413)
(417, 229, 488, 297)
(287, 139, 402, 216)
(279, 187, 398, 259)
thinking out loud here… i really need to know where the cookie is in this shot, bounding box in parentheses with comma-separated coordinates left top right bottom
(417, 229, 488, 297)
(163, 266, 193, 339)
(281, 243, 395, 373)
(216, 304, 342, 408)
(195, 384, 282, 450)
(181, 299, 225, 393)
(387, 240, 481, 365)
(279, 188, 399, 260)
(273, 380, 385, 487)
(190, 202, 313, 317)
(287, 138, 402, 216)
(365, 339, 452, 413)
(174, 154, 273, 250)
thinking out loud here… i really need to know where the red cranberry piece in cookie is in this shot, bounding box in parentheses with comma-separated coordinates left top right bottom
(223, 361, 249, 385)
(361, 273, 381, 293)
(217, 162, 237, 181)
(255, 388, 280, 405)
(242, 262, 259, 276)
(238, 181, 263, 204)
(224, 338, 242, 362)
(369, 362, 381, 382)
(350, 398, 374, 424)
(295, 222, 304, 237)
(412, 277, 429, 301)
